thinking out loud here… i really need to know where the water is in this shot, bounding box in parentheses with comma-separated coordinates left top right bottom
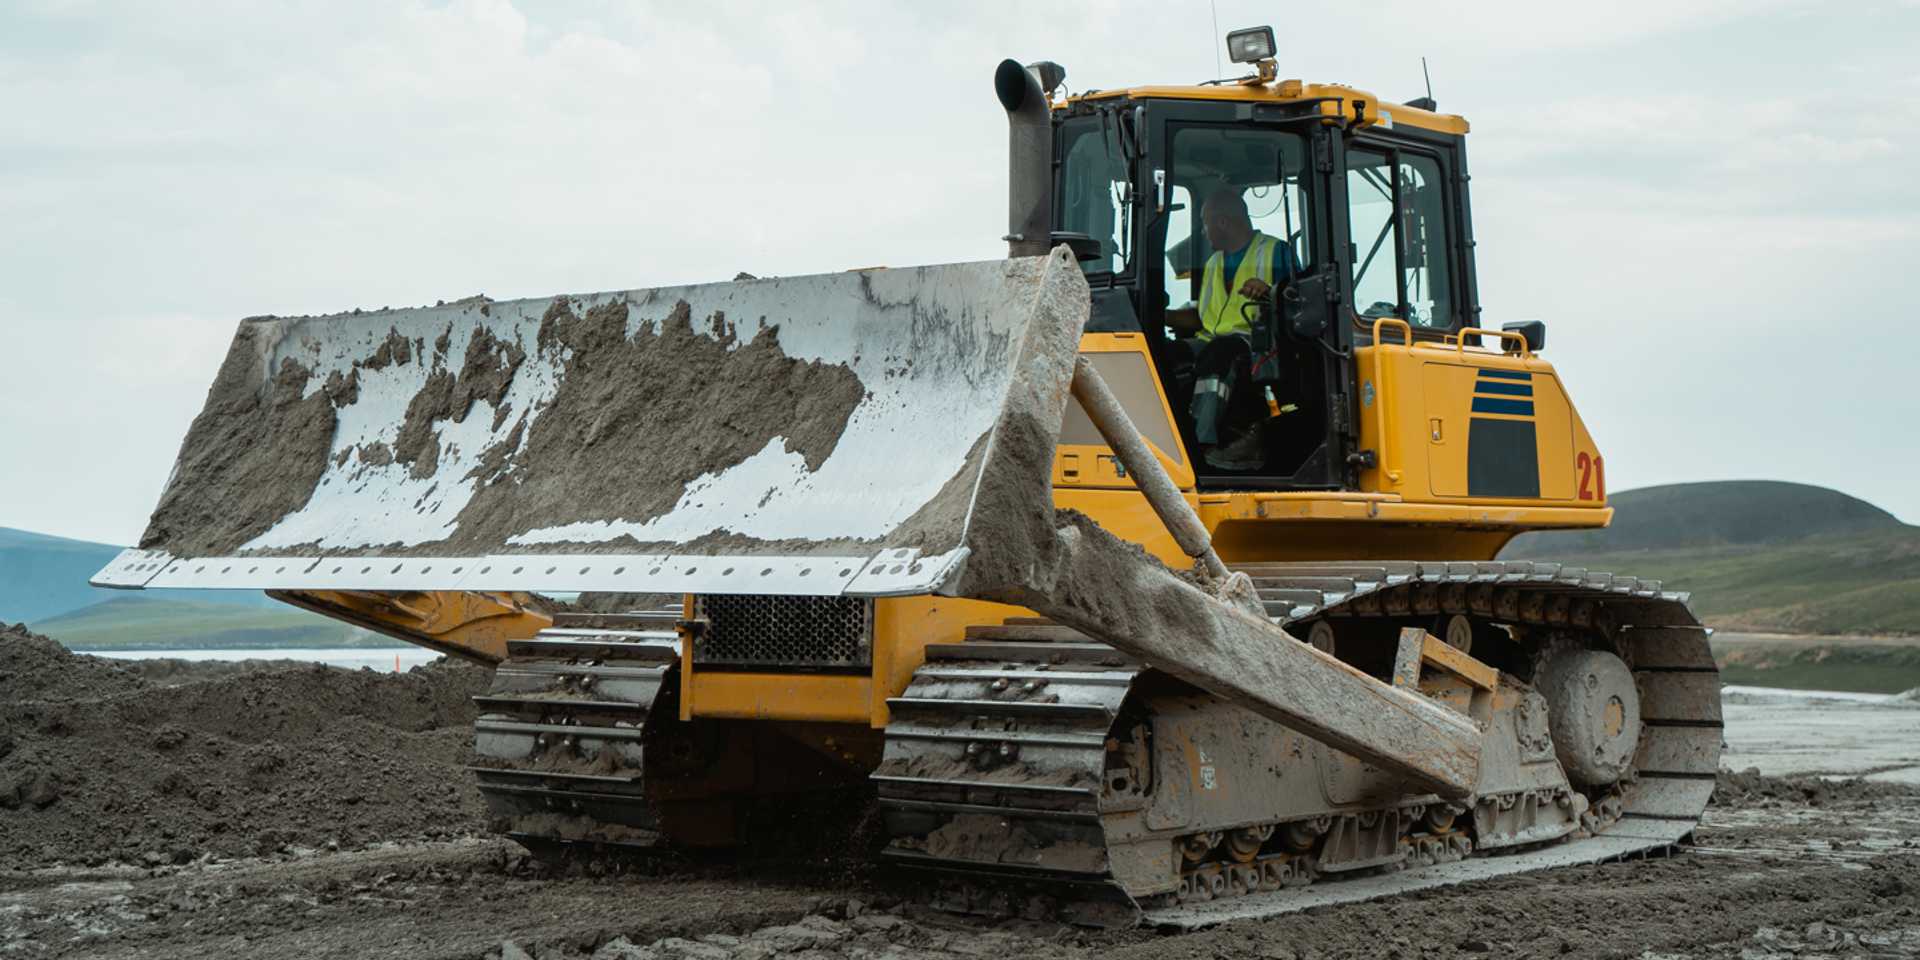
(1722, 684, 1917, 705)
(81, 647, 442, 672)
(1720, 683, 1920, 782)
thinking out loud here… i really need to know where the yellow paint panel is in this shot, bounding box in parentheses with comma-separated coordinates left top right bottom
(273, 589, 549, 666)
(689, 673, 872, 725)
(1420, 363, 1476, 497)
(1532, 375, 1576, 501)
(1356, 341, 1607, 513)
(1417, 361, 1573, 501)
(1055, 488, 1188, 564)
(1198, 493, 1608, 563)
(1055, 334, 1193, 489)
(1569, 402, 1609, 506)
(1067, 82, 1470, 135)
(1352, 344, 1432, 495)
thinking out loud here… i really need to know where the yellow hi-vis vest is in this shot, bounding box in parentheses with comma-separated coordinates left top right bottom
(1197, 231, 1280, 340)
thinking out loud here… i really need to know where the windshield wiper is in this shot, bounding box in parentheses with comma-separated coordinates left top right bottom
(1355, 216, 1394, 289)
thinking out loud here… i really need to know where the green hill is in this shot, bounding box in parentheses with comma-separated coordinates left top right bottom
(1710, 635, 1920, 694)
(1, 526, 406, 649)
(1505, 480, 1903, 555)
(30, 596, 399, 650)
(0, 526, 134, 623)
(1503, 482, 1920, 636)
(0, 526, 278, 623)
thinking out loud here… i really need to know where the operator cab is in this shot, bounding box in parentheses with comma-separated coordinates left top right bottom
(1040, 34, 1485, 492)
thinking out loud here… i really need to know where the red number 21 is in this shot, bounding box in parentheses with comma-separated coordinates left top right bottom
(1576, 452, 1605, 501)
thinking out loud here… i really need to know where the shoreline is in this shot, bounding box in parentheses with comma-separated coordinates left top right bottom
(1712, 630, 1920, 646)
(67, 643, 416, 653)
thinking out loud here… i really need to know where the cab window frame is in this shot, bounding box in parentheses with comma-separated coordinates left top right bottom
(1136, 103, 1331, 343)
(1054, 113, 1141, 280)
(1340, 132, 1469, 340)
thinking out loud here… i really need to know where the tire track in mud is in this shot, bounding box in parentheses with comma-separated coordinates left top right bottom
(6, 782, 1918, 960)
(9, 626, 1920, 960)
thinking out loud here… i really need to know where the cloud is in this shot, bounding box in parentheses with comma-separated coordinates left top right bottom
(1364, 0, 1808, 50)
(2, 0, 1918, 543)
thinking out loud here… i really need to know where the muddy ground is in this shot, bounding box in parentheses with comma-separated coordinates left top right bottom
(0, 625, 489, 867)
(4, 627, 1920, 959)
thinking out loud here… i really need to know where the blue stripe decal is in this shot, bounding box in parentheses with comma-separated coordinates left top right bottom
(1471, 397, 1535, 416)
(1477, 369, 1532, 381)
(1475, 380, 1533, 397)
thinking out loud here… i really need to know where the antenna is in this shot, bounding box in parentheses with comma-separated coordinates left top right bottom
(1408, 56, 1438, 111)
(1210, 0, 1221, 79)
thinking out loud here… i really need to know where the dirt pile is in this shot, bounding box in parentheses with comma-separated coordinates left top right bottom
(109, 655, 346, 686)
(0, 623, 149, 702)
(0, 626, 491, 868)
(567, 593, 681, 615)
(1712, 765, 1920, 807)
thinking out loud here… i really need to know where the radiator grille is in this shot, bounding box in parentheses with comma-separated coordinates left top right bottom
(694, 595, 873, 668)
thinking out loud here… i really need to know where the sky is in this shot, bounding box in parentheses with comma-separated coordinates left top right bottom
(1, 0, 1917, 545)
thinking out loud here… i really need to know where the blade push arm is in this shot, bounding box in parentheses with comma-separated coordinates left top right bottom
(269, 589, 550, 666)
(955, 317, 1483, 801)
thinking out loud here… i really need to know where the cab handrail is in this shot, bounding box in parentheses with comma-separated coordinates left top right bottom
(1440, 327, 1534, 358)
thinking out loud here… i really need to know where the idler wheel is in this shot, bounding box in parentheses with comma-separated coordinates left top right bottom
(1537, 648, 1641, 786)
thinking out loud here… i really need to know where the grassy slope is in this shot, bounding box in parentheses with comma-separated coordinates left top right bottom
(1507, 480, 1903, 555)
(1503, 482, 1920, 637)
(1547, 529, 1920, 635)
(1711, 637, 1920, 694)
(31, 597, 405, 650)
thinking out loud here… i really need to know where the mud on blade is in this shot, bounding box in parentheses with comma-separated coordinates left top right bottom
(96, 252, 1089, 598)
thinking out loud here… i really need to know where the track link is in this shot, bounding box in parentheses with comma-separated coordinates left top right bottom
(470, 610, 682, 853)
(877, 560, 1723, 927)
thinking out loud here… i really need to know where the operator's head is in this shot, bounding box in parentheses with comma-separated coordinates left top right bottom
(1202, 188, 1254, 253)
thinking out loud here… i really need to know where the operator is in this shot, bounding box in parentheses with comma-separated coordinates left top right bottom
(1166, 188, 1297, 471)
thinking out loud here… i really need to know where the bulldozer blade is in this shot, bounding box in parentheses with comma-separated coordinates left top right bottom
(94, 249, 1089, 599)
(93, 243, 1483, 799)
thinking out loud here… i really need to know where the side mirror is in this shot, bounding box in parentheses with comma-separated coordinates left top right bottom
(1051, 231, 1104, 263)
(1282, 272, 1333, 339)
(1502, 320, 1546, 353)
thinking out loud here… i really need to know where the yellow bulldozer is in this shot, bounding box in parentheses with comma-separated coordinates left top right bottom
(96, 28, 1721, 927)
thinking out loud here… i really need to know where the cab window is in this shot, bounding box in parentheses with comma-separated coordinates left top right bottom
(1346, 148, 1454, 328)
(1057, 119, 1132, 274)
(1163, 126, 1312, 324)
(1162, 183, 1194, 314)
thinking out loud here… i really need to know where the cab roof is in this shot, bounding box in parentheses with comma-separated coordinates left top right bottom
(1063, 79, 1469, 137)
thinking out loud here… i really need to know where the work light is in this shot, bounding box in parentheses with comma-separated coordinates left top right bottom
(1226, 26, 1276, 64)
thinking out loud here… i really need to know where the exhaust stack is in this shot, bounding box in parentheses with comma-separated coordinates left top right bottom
(995, 59, 1061, 258)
